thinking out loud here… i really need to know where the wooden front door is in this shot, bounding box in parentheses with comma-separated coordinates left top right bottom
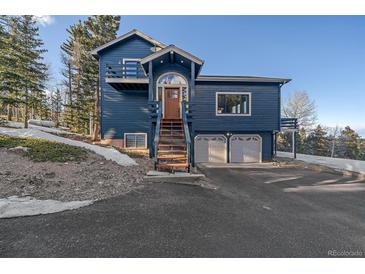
(164, 88, 180, 119)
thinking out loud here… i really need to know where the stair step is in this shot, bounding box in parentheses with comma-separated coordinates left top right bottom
(157, 150, 187, 154)
(160, 134, 184, 137)
(158, 144, 186, 147)
(158, 156, 187, 160)
(156, 163, 189, 168)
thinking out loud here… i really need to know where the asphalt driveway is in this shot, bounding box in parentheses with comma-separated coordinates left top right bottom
(1, 166, 365, 257)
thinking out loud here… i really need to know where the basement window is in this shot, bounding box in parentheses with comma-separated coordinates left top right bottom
(124, 133, 147, 149)
(216, 92, 251, 116)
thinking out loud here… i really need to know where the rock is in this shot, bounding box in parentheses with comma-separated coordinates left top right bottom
(27, 175, 44, 186)
(8, 146, 30, 153)
(44, 172, 56, 179)
(4, 171, 11, 176)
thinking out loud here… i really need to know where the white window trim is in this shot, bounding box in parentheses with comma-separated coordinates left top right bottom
(124, 133, 147, 149)
(229, 134, 262, 163)
(122, 58, 141, 64)
(215, 91, 252, 116)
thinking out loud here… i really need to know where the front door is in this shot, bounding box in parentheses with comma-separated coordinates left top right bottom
(164, 88, 180, 119)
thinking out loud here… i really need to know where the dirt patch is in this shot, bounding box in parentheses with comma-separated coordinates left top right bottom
(0, 148, 153, 201)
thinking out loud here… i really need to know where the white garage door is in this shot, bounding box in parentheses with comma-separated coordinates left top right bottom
(230, 135, 262, 163)
(195, 135, 227, 163)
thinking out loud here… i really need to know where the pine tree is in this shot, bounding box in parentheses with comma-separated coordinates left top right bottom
(50, 89, 63, 127)
(0, 16, 48, 127)
(306, 125, 330, 156)
(297, 127, 307, 154)
(0, 16, 23, 121)
(84, 16, 120, 140)
(61, 16, 120, 135)
(337, 126, 361, 159)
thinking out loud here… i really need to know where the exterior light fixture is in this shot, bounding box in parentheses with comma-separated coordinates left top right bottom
(160, 60, 163, 63)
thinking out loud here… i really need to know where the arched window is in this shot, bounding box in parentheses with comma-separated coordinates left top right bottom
(158, 73, 187, 85)
(156, 72, 189, 102)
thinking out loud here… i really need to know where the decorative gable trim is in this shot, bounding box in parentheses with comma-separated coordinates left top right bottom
(140, 45, 204, 66)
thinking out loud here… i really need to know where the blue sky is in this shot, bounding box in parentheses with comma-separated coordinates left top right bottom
(38, 16, 365, 136)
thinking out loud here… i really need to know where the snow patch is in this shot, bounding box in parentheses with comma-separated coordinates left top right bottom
(277, 151, 365, 174)
(0, 127, 137, 166)
(0, 196, 93, 218)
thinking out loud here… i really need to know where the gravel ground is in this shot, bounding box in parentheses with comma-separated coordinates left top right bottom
(0, 148, 152, 201)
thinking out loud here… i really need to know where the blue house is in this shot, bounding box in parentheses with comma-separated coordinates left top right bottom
(91, 29, 291, 172)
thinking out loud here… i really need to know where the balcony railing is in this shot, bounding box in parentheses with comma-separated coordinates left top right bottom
(105, 63, 147, 79)
(281, 118, 298, 131)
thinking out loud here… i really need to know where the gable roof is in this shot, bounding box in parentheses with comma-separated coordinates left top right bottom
(196, 75, 291, 84)
(140, 44, 204, 66)
(91, 29, 166, 57)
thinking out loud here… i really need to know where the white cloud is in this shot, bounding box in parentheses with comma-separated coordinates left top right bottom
(33, 15, 55, 27)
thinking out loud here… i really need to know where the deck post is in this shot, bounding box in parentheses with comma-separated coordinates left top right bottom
(190, 62, 195, 98)
(148, 61, 153, 101)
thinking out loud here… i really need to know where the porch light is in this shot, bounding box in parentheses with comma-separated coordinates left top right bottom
(160, 60, 163, 63)
(181, 60, 184, 63)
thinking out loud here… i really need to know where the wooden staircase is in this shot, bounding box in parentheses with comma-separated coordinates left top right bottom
(155, 118, 189, 172)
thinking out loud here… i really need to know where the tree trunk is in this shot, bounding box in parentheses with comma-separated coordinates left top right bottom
(15, 106, 19, 121)
(24, 89, 29, 128)
(7, 104, 12, 121)
(92, 77, 100, 141)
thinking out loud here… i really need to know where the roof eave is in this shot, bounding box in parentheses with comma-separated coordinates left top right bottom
(90, 29, 167, 57)
(196, 76, 291, 84)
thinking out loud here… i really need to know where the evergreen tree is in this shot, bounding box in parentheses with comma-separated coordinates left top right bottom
(50, 89, 63, 127)
(297, 127, 307, 154)
(0, 16, 23, 121)
(306, 125, 330, 156)
(0, 16, 48, 127)
(60, 16, 120, 135)
(337, 126, 361, 159)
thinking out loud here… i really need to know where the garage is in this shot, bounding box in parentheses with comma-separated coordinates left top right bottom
(194, 135, 227, 163)
(230, 134, 262, 163)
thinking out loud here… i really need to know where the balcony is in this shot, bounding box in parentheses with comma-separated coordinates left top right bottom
(105, 63, 149, 90)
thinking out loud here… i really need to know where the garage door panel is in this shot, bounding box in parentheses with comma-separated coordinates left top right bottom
(230, 135, 261, 163)
(195, 135, 227, 163)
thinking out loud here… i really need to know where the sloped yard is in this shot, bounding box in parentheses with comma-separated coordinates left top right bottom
(0, 135, 152, 202)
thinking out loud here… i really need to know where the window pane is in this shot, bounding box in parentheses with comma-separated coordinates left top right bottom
(125, 134, 136, 148)
(226, 95, 241, 114)
(242, 95, 249, 114)
(158, 73, 187, 85)
(125, 134, 146, 149)
(217, 94, 225, 114)
(158, 87, 163, 101)
(135, 135, 146, 148)
(217, 93, 250, 115)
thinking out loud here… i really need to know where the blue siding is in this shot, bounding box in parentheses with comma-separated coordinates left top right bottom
(191, 82, 281, 132)
(99, 36, 154, 141)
